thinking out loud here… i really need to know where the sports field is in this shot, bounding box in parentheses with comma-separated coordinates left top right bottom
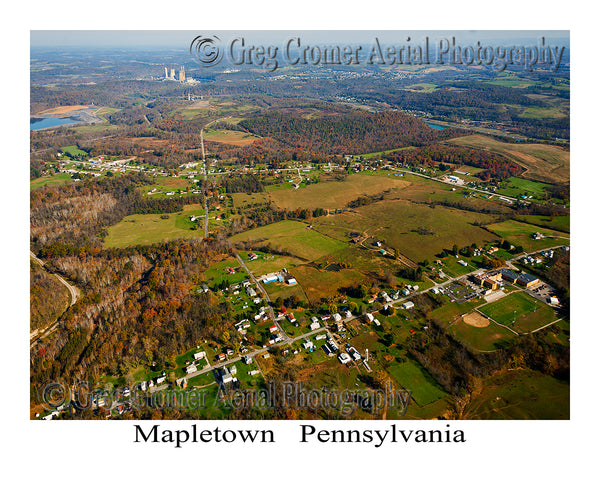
(229, 220, 346, 261)
(478, 291, 556, 331)
(387, 361, 447, 406)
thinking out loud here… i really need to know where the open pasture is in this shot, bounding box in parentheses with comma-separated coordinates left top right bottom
(446, 134, 569, 184)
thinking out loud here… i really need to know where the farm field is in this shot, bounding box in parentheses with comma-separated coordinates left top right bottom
(267, 173, 410, 211)
(478, 291, 557, 332)
(386, 361, 448, 406)
(104, 210, 204, 248)
(446, 134, 570, 184)
(203, 129, 261, 146)
(486, 219, 569, 251)
(229, 220, 346, 262)
(291, 263, 367, 303)
(312, 199, 499, 263)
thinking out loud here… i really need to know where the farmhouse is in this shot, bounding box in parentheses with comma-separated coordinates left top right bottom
(193, 351, 206, 360)
(303, 340, 314, 350)
(185, 364, 197, 375)
(365, 313, 375, 323)
(309, 321, 320, 331)
(402, 301, 415, 310)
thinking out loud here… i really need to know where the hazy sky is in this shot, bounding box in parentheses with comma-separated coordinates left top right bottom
(31, 30, 569, 48)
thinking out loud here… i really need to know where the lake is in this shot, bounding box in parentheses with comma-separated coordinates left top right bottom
(30, 117, 80, 131)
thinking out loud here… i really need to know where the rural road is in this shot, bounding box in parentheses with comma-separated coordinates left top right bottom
(30, 251, 81, 347)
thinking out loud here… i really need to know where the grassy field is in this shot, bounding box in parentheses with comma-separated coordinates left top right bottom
(291, 263, 367, 303)
(30, 173, 73, 189)
(203, 129, 260, 146)
(230, 220, 346, 262)
(496, 176, 553, 198)
(386, 361, 447, 406)
(447, 315, 516, 351)
(446, 134, 570, 184)
(104, 210, 204, 248)
(312, 199, 499, 263)
(479, 291, 557, 332)
(241, 252, 301, 276)
(267, 173, 410, 211)
(202, 257, 248, 288)
(464, 369, 569, 419)
(515, 214, 570, 233)
(486, 219, 569, 251)
(61, 145, 88, 157)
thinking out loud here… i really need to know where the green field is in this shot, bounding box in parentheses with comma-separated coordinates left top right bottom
(230, 220, 346, 262)
(30, 173, 73, 189)
(312, 199, 499, 263)
(486, 219, 569, 251)
(61, 145, 88, 157)
(104, 210, 204, 248)
(479, 291, 556, 331)
(495, 176, 552, 198)
(387, 361, 447, 406)
(448, 315, 516, 351)
(464, 369, 569, 419)
(202, 257, 248, 288)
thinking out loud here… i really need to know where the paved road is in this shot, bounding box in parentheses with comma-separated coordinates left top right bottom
(233, 252, 288, 340)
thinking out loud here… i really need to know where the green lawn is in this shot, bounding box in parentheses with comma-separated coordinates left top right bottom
(387, 361, 447, 406)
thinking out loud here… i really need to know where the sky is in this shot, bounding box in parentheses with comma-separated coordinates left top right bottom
(31, 30, 569, 49)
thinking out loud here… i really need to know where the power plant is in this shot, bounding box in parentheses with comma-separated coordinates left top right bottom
(163, 65, 193, 83)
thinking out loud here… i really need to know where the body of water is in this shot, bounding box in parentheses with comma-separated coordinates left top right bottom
(30, 117, 80, 131)
(427, 123, 446, 130)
